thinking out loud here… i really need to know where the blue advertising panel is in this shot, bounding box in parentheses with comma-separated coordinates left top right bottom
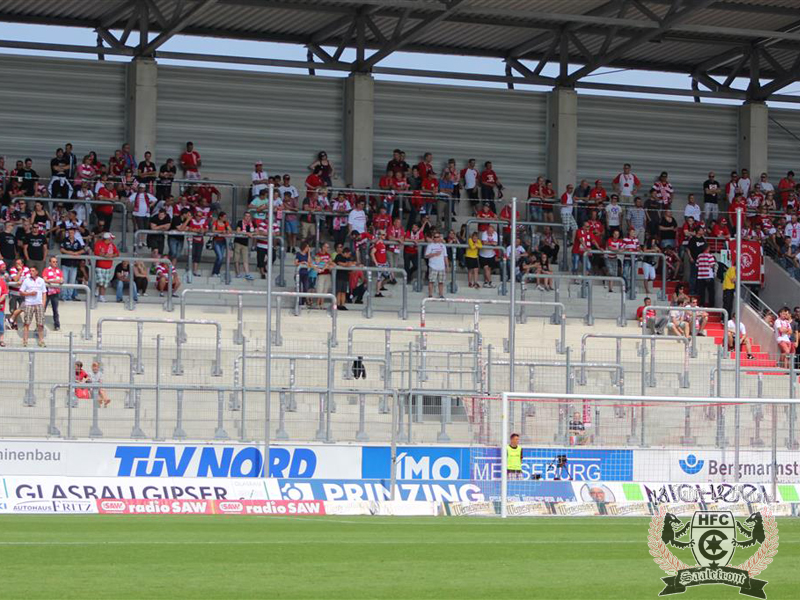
(361, 446, 633, 481)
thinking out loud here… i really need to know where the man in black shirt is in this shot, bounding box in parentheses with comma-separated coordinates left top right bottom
(15, 221, 31, 258)
(148, 207, 172, 255)
(24, 224, 48, 274)
(63, 143, 77, 181)
(0, 221, 16, 262)
(702, 171, 722, 223)
(50, 148, 68, 179)
(333, 246, 356, 310)
(59, 228, 86, 301)
(686, 226, 708, 295)
(157, 159, 177, 200)
(138, 151, 157, 188)
(644, 191, 662, 238)
(20, 158, 38, 196)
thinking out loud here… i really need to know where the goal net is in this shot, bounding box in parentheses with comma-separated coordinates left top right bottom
(463, 393, 800, 517)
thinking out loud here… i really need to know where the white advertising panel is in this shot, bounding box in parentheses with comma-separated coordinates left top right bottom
(0, 440, 361, 479)
(632, 449, 800, 483)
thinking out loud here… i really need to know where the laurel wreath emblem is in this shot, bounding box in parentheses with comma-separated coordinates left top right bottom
(648, 505, 690, 575)
(734, 507, 779, 577)
(648, 504, 779, 577)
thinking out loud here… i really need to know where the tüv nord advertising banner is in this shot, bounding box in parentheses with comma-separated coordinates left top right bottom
(0, 441, 361, 478)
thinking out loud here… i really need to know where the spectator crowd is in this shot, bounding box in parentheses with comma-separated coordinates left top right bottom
(1, 139, 799, 350)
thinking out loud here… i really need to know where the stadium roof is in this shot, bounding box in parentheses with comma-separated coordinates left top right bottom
(1, 0, 799, 101)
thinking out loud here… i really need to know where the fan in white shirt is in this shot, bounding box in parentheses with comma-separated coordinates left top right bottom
(251, 161, 269, 195)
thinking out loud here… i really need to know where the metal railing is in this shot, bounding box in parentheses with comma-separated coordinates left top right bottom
(520, 273, 627, 327)
(42, 283, 92, 340)
(420, 297, 567, 354)
(642, 306, 729, 359)
(580, 333, 691, 392)
(133, 228, 287, 288)
(328, 264, 408, 320)
(583, 249, 668, 301)
(96, 317, 222, 376)
(464, 217, 570, 270)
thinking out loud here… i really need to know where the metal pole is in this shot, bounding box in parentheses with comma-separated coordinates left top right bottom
(734, 207, 742, 481)
(154, 334, 162, 441)
(241, 337, 247, 442)
(501, 392, 508, 519)
(234, 295, 244, 344)
(264, 183, 274, 479)
(67, 333, 74, 439)
(772, 403, 778, 503)
(390, 389, 398, 501)
(325, 336, 333, 442)
(509, 197, 517, 397)
(734, 207, 742, 398)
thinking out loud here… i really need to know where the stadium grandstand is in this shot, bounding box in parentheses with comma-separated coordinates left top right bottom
(0, 1, 799, 598)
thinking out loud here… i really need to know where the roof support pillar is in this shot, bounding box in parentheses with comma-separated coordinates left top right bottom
(344, 72, 374, 189)
(126, 57, 158, 160)
(547, 87, 578, 198)
(738, 101, 768, 179)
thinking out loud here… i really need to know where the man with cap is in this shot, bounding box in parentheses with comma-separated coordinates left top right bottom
(93, 232, 119, 303)
(251, 161, 268, 196)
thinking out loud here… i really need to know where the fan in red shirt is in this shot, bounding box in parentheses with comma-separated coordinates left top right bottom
(728, 194, 747, 222)
(586, 211, 605, 239)
(42, 257, 63, 331)
(475, 203, 497, 232)
(181, 184, 201, 206)
(778, 171, 795, 209)
(391, 171, 410, 193)
(498, 203, 520, 237)
(379, 169, 394, 192)
(571, 222, 600, 274)
(197, 180, 221, 210)
(479, 161, 501, 212)
(180, 142, 201, 179)
(0, 275, 7, 346)
(95, 182, 118, 230)
(417, 153, 435, 181)
(588, 180, 608, 209)
(711, 218, 731, 240)
(421, 176, 438, 195)
(372, 206, 391, 232)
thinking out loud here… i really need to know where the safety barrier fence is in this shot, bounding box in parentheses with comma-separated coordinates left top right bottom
(520, 273, 627, 327)
(1, 327, 797, 447)
(582, 249, 668, 302)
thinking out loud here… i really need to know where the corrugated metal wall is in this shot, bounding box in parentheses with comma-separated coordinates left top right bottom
(768, 108, 800, 178)
(0, 55, 125, 169)
(577, 95, 739, 207)
(373, 81, 547, 195)
(157, 66, 343, 182)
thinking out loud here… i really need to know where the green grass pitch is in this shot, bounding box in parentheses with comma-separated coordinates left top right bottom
(0, 516, 796, 599)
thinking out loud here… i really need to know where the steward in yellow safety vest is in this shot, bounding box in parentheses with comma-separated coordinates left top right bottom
(506, 433, 522, 480)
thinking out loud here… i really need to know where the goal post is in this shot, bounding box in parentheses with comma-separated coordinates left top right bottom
(496, 392, 798, 518)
